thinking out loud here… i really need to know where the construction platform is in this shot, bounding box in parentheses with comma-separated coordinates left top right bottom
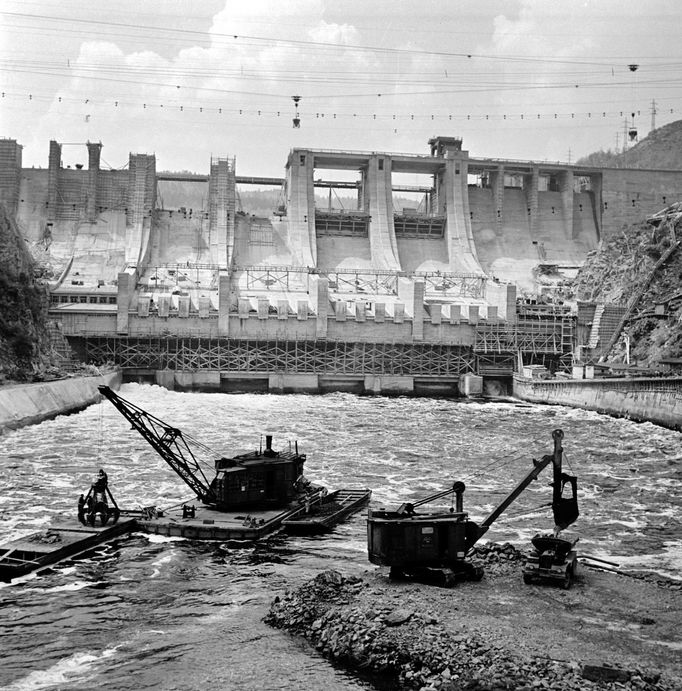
(137, 502, 307, 541)
(0, 493, 367, 582)
(0, 517, 138, 583)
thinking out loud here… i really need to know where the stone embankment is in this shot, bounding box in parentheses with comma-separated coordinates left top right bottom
(265, 544, 681, 691)
(0, 369, 122, 433)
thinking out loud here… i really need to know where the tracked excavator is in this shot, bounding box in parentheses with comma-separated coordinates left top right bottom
(367, 429, 579, 588)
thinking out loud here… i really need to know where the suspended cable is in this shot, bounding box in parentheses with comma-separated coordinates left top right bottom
(3, 87, 679, 123)
(502, 501, 553, 520)
(5, 60, 682, 102)
(454, 449, 534, 487)
(3, 10, 681, 69)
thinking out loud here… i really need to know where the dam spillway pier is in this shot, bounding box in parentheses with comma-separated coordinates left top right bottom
(3, 135, 681, 395)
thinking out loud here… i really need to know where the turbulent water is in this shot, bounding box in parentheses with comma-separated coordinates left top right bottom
(0, 385, 680, 690)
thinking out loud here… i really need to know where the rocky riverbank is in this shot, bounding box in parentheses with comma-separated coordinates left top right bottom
(265, 544, 681, 691)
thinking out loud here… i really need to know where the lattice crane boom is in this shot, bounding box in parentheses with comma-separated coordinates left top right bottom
(98, 386, 217, 504)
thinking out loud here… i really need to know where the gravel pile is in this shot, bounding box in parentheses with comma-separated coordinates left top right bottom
(265, 567, 676, 691)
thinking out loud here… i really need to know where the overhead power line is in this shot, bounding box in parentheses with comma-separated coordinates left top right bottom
(5, 56, 682, 89)
(3, 62, 682, 102)
(3, 10, 682, 68)
(3, 88, 679, 126)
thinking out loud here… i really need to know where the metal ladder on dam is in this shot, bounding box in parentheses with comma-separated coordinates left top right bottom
(587, 305, 605, 350)
(48, 322, 81, 372)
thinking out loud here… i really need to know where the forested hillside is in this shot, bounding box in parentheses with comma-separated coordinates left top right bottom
(577, 119, 682, 169)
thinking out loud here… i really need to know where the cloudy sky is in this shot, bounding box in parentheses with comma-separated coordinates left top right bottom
(2, 0, 682, 176)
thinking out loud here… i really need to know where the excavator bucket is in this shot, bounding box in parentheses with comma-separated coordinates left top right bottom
(552, 474, 579, 530)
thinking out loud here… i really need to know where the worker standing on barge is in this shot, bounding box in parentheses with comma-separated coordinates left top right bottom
(92, 469, 108, 494)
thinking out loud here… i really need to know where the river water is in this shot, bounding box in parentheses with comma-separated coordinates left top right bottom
(0, 384, 680, 690)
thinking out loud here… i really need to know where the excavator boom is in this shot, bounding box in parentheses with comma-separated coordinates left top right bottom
(98, 386, 216, 503)
(477, 428, 578, 544)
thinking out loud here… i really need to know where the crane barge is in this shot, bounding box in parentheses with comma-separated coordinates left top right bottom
(0, 386, 370, 582)
(97, 386, 370, 540)
(98, 385, 310, 511)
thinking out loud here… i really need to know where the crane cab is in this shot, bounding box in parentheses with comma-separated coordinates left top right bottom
(211, 435, 306, 510)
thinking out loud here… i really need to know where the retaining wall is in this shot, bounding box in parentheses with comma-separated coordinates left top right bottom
(513, 375, 682, 430)
(0, 370, 122, 434)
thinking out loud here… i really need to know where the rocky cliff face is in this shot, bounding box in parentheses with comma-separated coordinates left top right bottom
(573, 211, 682, 367)
(0, 204, 52, 381)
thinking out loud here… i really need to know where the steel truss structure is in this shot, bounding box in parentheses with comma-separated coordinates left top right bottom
(82, 338, 478, 376)
(475, 317, 574, 356)
(325, 270, 398, 295)
(393, 214, 445, 238)
(416, 272, 486, 299)
(229, 265, 491, 298)
(242, 266, 310, 292)
(475, 352, 516, 376)
(315, 210, 370, 236)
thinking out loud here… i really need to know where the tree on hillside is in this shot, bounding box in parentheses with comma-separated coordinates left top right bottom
(576, 149, 624, 168)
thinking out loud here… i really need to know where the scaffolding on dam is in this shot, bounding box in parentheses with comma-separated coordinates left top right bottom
(75, 312, 571, 379)
(80, 337, 479, 375)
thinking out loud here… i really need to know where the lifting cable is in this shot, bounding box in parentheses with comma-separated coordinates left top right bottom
(458, 447, 531, 484)
(456, 432, 569, 487)
(175, 431, 225, 471)
(562, 450, 575, 474)
(502, 501, 553, 520)
(97, 397, 105, 467)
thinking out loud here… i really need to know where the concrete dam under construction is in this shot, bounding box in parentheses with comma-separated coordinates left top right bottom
(3, 135, 682, 395)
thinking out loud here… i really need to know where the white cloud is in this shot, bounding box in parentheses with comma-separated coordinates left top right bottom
(308, 21, 360, 45)
(5, 0, 682, 170)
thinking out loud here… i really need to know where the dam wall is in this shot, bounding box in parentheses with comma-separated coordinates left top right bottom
(513, 375, 682, 430)
(7, 137, 682, 293)
(0, 370, 122, 433)
(600, 167, 682, 231)
(4, 136, 682, 389)
(464, 161, 602, 287)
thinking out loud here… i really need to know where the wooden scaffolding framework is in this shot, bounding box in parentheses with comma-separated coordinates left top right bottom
(78, 313, 574, 377)
(82, 338, 478, 376)
(475, 317, 574, 356)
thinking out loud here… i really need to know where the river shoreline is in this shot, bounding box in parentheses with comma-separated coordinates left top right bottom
(266, 545, 681, 691)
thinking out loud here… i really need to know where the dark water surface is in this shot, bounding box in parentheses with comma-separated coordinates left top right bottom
(1, 385, 680, 689)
